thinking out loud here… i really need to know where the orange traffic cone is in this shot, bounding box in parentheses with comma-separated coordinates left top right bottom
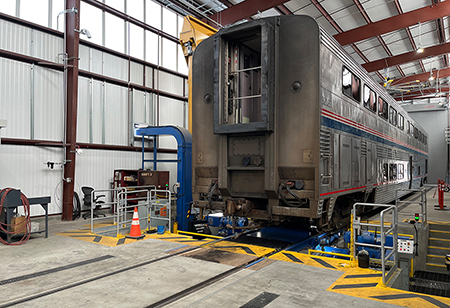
(126, 207, 145, 239)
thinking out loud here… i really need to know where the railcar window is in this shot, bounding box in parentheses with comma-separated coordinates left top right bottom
(398, 114, 404, 130)
(424, 135, 427, 145)
(363, 85, 376, 112)
(389, 107, 397, 126)
(383, 163, 388, 182)
(398, 164, 404, 180)
(389, 164, 397, 181)
(342, 67, 361, 102)
(414, 127, 418, 139)
(410, 123, 415, 137)
(378, 97, 388, 119)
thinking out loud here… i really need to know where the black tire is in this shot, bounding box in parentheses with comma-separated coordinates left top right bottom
(73, 192, 81, 220)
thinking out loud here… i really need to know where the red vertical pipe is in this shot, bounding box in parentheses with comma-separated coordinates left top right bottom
(62, 0, 81, 221)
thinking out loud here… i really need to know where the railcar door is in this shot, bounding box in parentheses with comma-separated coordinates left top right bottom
(340, 135, 352, 188)
(352, 138, 361, 187)
(366, 143, 375, 185)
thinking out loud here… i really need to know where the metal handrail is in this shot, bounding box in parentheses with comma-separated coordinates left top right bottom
(149, 189, 172, 232)
(395, 188, 427, 224)
(90, 188, 123, 233)
(352, 202, 398, 286)
(116, 189, 151, 238)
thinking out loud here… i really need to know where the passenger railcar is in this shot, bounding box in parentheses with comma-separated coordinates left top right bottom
(191, 15, 428, 229)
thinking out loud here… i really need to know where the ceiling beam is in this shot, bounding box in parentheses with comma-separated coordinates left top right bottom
(275, 4, 292, 15)
(362, 41, 450, 72)
(394, 0, 426, 73)
(352, 0, 404, 77)
(393, 87, 449, 100)
(208, 0, 288, 26)
(333, 1, 450, 46)
(390, 67, 450, 86)
(310, 0, 384, 81)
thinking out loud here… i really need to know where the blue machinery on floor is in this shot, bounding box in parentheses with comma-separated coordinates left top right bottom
(135, 125, 192, 231)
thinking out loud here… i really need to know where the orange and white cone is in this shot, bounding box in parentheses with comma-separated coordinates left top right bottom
(126, 207, 145, 239)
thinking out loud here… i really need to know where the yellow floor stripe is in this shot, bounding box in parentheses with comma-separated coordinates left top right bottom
(271, 251, 450, 307)
(206, 241, 275, 257)
(269, 251, 350, 270)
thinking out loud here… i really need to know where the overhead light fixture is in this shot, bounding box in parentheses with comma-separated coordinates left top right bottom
(417, 22, 423, 53)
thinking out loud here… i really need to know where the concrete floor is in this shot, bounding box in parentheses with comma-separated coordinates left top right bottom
(1, 185, 449, 308)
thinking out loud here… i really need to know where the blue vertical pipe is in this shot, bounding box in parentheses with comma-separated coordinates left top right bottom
(135, 126, 192, 231)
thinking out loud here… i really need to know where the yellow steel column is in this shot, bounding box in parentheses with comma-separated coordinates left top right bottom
(179, 16, 217, 132)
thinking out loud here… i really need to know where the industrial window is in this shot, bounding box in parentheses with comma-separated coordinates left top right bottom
(214, 20, 274, 134)
(363, 85, 376, 112)
(378, 97, 388, 120)
(342, 67, 361, 102)
(398, 114, 404, 130)
(383, 163, 389, 182)
(398, 164, 404, 180)
(389, 164, 397, 181)
(389, 107, 397, 126)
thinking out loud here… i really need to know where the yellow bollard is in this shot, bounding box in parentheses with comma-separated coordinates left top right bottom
(173, 222, 178, 234)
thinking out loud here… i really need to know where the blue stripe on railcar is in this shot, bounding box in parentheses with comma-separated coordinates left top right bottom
(321, 116, 427, 158)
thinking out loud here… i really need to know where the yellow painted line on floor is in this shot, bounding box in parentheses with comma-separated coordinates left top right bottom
(429, 220, 450, 225)
(329, 268, 450, 308)
(426, 263, 446, 268)
(271, 251, 450, 307)
(429, 237, 450, 242)
(206, 241, 275, 257)
(427, 254, 445, 258)
(269, 251, 349, 270)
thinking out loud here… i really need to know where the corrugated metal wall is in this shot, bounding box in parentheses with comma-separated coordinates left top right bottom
(0, 17, 187, 217)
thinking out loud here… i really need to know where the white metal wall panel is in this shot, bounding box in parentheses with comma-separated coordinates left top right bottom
(133, 89, 146, 124)
(0, 144, 65, 216)
(103, 53, 128, 81)
(104, 83, 128, 145)
(130, 61, 144, 85)
(91, 48, 103, 75)
(92, 80, 104, 144)
(33, 66, 64, 141)
(79, 44, 91, 71)
(158, 70, 184, 96)
(74, 148, 143, 205)
(145, 66, 153, 88)
(77, 77, 91, 143)
(31, 30, 63, 63)
(0, 58, 31, 139)
(158, 96, 185, 149)
(0, 19, 32, 56)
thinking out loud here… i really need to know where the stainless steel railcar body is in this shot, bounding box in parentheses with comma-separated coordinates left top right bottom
(191, 15, 428, 229)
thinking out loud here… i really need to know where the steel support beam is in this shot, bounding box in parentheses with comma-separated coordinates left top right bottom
(362, 41, 450, 72)
(393, 0, 425, 73)
(393, 87, 450, 100)
(390, 67, 450, 86)
(352, 0, 404, 78)
(62, 0, 81, 221)
(310, 0, 384, 81)
(208, 0, 288, 26)
(334, 1, 450, 46)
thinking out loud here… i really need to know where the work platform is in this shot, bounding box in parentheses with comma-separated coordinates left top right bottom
(0, 186, 449, 307)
